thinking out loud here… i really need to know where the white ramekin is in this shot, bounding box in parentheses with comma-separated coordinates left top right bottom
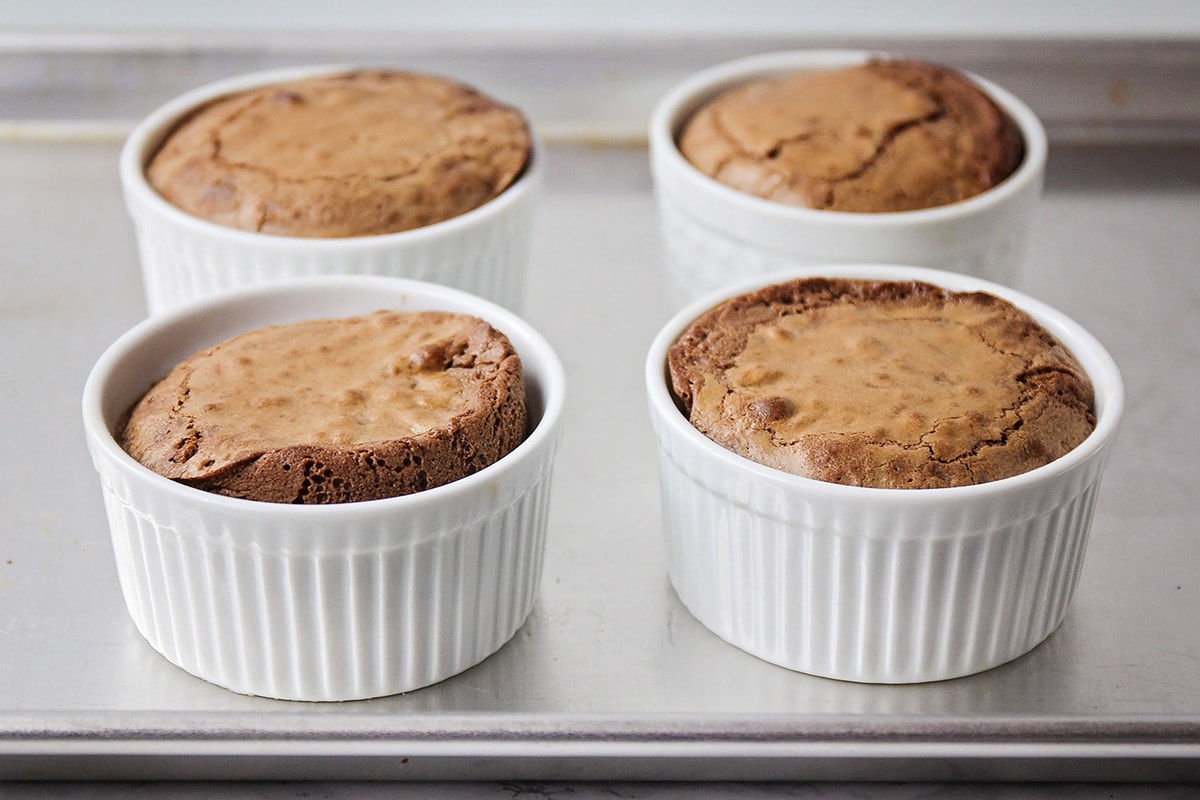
(645, 264, 1123, 684)
(649, 51, 1048, 308)
(82, 276, 565, 701)
(120, 65, 542, 315)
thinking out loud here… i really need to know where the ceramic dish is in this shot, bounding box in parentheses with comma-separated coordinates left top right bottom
(645, 264, 1122, 683)
(649, 50, 1047, 307)
(120, 65, 541, 314)
(82, 276, 565, 701)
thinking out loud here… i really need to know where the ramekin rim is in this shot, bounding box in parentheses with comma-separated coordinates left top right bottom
(648, 49, 1049, 229)
(82, 275, 566, 520)
(117, 63, 542, 250)
(645, 263, 1124, 504)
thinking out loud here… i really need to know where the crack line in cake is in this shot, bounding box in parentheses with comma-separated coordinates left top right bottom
(826, 108, 948, 209)
(677, 60, 1020, 213)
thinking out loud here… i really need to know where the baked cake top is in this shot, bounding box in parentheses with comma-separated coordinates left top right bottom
(667, 278, 1095, 488)
(146, 70, 532, 237)
(677, 59, 1023, 213)
(120, 309, 526, 503)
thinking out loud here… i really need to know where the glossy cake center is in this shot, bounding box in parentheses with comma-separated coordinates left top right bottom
(727, 302, 1022, 452)
(180, 312, 471, 452)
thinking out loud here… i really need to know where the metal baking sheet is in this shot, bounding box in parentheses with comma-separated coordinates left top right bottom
(2, 40, 1200, 782)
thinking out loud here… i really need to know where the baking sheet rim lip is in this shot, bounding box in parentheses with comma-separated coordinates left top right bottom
(6, 711, 1200, 748)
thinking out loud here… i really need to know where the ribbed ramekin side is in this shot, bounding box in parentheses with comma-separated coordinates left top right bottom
(126, 160, 539, 315)
(95, 449, 556, 701)
(129, 205, 536, 316)
(653, 412, 1108, 683)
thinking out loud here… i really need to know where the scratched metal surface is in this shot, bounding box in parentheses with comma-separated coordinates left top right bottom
(1, 59, 1199, 778)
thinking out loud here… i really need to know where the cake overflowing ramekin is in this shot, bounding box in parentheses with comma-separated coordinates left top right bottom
(645, 264, 1122, 683)
(649, 50, 1047, 307)
(83, 276, 565, 701)
(120, 65, 541, 314)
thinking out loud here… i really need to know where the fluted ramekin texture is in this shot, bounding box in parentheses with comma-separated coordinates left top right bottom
(120, 65, 541, 315)
(83, 276, 565, 701)
(645, 265, 1122, 683)
(649, 50, 1047, 308)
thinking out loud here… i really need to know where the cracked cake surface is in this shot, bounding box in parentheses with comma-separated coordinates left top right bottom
(677, 59, 1023, 213)
(667, 278, 1096, 488)
(145, 69, 531, 237)
(120, 309, 527, 503)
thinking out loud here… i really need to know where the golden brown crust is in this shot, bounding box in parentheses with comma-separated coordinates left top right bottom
(677, 59, 1023, 213)
(146, 70, 531, 237)
(667, 278, 1095, 489)
(120, 310, 527, 503)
